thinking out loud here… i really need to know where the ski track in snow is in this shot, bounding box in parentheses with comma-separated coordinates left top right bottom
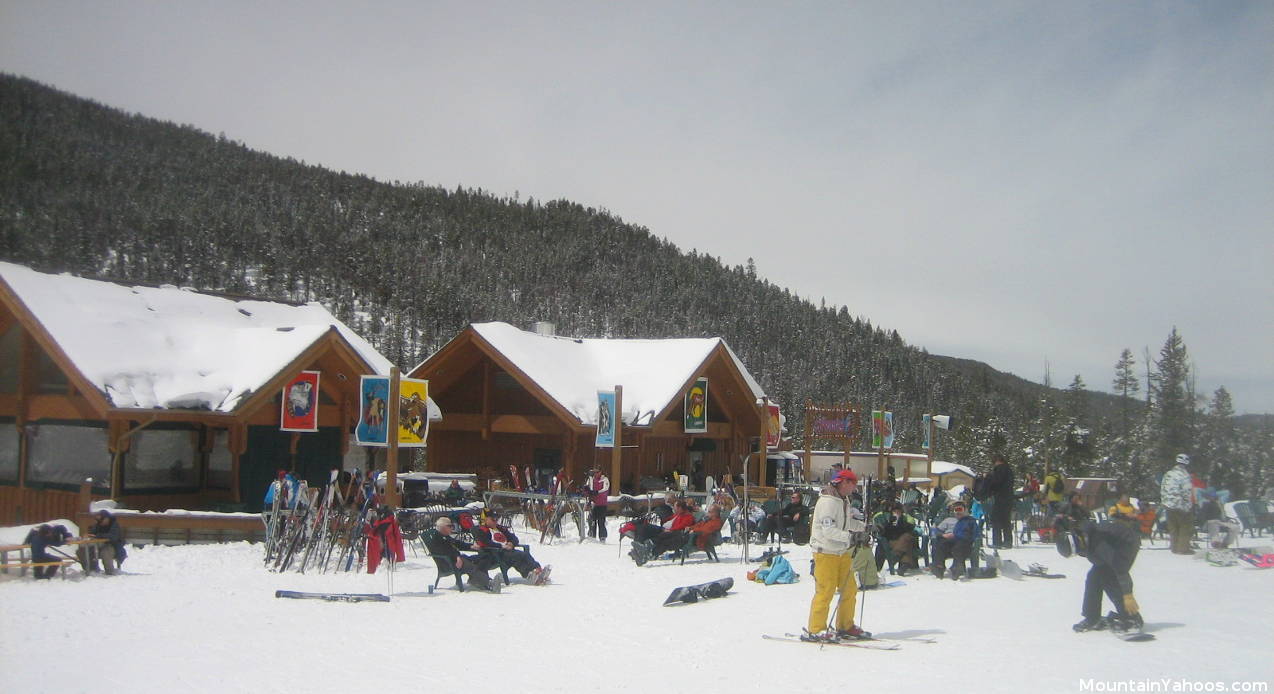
(2, 520, 1272, 693)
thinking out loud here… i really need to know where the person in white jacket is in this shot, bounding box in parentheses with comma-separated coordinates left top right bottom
(804, 468, 870, 641)
(1159, 454, 1195, 555)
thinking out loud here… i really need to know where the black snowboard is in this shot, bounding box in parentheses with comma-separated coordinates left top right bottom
(663, 576, 734, 605)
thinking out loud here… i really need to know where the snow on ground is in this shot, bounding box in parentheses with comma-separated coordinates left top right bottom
(2, 519, 1272, 694)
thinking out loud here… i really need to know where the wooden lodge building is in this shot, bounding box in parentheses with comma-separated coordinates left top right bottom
(0, 262, 398, 525)
(408, 322, 771, 494)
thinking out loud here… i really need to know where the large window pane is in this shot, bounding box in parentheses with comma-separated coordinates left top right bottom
(126, 427, 198, 491)
(0, 325, 18, 394)
(0, 420, 18, 483)
(207, 430, 233, 490)
(27, 422, 111, 489)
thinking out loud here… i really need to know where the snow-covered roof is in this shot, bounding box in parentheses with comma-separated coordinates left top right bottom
(929, 461, 976, 477)
(0, 262, 392, 412)
(463, 322, 766, 426)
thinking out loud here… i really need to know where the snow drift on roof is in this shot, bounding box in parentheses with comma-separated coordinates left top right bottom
(0, 262, 392, 412)
(930, 461, 976, 477)
(467, 322, 765, 426)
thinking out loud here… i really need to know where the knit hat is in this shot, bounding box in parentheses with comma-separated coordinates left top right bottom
(1175, 453, 1190, 466)
(831, 469, 858, 485)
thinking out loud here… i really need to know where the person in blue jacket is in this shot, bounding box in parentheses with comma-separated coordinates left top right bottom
(930, 501, 977, 580)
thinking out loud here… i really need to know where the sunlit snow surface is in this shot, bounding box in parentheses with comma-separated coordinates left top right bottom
(2, 518, 1271, 693)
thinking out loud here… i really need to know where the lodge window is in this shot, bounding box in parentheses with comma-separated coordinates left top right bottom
(124, 426, 199, 492)
(25, 421, 111, 491)
(35, 349, 69, 394)
(0, 324, 18, 393)
(207, 429, 233, 490)
(0, 419, 18, 484)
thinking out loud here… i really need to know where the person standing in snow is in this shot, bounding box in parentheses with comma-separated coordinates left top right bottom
(803, 468, 870, 641)
(987, 455, 1016, 548)
(583, 467, 610, 542)
(1159, 454, 1195, 555)
(1043, 469, 1066, 515)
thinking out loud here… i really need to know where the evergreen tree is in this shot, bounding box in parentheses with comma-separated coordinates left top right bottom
(1147, 328, 1194, 473)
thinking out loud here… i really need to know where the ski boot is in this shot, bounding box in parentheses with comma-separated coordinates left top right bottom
(800, 629, 838, 643)
(1106, 611, 1144, 634)
(836, 625, 871, 640)
(1072, 616, 1108, 632)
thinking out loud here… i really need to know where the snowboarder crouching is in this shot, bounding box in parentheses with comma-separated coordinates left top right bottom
(1058, 516, 1144, 633)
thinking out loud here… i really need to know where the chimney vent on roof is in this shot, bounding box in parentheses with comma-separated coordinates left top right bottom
(533, 321, 556, 337)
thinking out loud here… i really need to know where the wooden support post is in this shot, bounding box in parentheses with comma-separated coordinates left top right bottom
(386, 366, 401, 508)
(758, 396, 769, 487)
(611, 385, 623, 497)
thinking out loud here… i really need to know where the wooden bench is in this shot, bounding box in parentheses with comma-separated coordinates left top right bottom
(0, 558, 78, 579)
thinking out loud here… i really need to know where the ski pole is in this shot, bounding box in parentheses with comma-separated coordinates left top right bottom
(857, 569, 866, 631)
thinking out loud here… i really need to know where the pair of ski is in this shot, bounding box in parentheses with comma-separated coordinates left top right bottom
(276, 590, 389, 603)
(762, 632, 936, 651)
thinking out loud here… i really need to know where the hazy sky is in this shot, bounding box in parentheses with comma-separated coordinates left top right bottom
(3, 1, 1271, 413)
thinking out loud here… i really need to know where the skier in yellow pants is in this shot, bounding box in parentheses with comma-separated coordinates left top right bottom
(804, 469, 869, 641)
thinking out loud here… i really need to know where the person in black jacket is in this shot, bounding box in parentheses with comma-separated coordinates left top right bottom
(24, 524, 72, 579)
(421, 516, 499, 593)
(81, 510, 127, 574)
(473, 513, 547, 585)
(879, 503, 919, 575)
(779, 492, 811, 543)
(1063, 517, 1145, 633)
(987, 455, 1016, 548)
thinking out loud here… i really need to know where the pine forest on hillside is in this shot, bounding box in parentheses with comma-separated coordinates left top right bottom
(1, 74, 1269, 499)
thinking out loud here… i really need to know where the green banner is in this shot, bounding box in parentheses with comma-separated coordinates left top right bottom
(684, 377, 708, 433)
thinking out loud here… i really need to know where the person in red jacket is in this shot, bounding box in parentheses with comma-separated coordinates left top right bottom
(629, 501, 697, 565)
(365, 505, 405, 574)
(584, 467, 611, 541)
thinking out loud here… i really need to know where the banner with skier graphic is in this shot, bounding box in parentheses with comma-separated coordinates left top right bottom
(356, 376, 390, 446)
(397, 378, 429, 447)
(684, 378, 708, 433)
(595, 390, 616, 448)
(280, 371, 320, 432)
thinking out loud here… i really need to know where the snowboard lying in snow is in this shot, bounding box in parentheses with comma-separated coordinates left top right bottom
(663, 577, 733, 605)
(275, 590, 390, 603)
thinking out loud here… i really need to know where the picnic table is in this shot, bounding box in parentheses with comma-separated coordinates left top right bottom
(0, 537, 108, 579)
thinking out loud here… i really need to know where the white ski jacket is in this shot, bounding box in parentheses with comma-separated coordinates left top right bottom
(809, 485, 866, 556)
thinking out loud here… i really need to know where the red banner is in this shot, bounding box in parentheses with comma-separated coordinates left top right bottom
(280, 371, 320, 432)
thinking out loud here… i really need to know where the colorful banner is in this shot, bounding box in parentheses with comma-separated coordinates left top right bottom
(922, 414, 931, 450)
(684, 378, 708, 433)
(356, 375, 390, 447)
(810, 406, 856, 440)
(765, 403, 782, 448)
(871, 410, 894, 449)
(397, 378, 429, 447)
(595, 390, 616, 448)
(883, 411, 895, 449)
(280, 371, 320, 432)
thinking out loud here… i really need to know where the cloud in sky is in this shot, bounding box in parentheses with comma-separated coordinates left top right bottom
(2, 1, 1271, 412)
